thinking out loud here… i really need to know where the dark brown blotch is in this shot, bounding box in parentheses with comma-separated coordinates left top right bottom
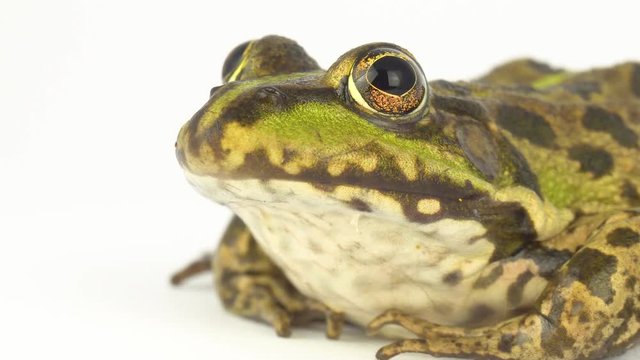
(579, 312, 590, 323)
(443, 270, 463, 286)
(498, 334, 514, 353)
(625, 276, 638, 291)
(566, 248, 618, 304)
(582, 106, 638, 148)
(467, 304, 496, 325)
(622, 181, 640, 204)
(281, 148, 297, 164)
(311, 183, 338, 193)
(516, 246, 572, 277)
(606, 227, 640, 248)
(348, 198, 372, 212)
(568, 144, 614, 178)
(473, 265, 504, 289)
(496, 105, 557, 148)
(507, 270, 535, 306)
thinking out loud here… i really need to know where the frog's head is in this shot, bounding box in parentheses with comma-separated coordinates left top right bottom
(177, 36, 569, 256)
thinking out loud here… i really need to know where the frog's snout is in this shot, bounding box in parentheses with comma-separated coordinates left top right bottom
(175, 84, 281, 174)
(175, 84, 238, 172)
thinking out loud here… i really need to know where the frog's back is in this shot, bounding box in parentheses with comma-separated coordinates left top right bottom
(446, 61, 640, 213)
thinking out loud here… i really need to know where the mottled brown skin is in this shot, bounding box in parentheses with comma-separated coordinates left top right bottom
(212, 216, 343, 338)
(174, 36, 640, 360)
(367, 61, 640, 359)
(370, 211, 640, 360)
(368, 60, 640, 359)
(472, 62, 640, 213)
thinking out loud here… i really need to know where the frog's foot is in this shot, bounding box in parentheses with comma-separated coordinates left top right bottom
(170, 253, 212, 286)
(215, 216, 344, 339)
(223, 272, 344, 338)
(368, 311, 488, 360)
(375, 339, 430, 360)
(368, 310, 476, 360)
(292, 298, 345, 339)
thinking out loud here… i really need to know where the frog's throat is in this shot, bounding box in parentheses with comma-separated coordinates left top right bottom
(184, 171, 573, 261)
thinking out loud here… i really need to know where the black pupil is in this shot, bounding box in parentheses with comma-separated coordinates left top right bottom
(222, 41, 250, 80)
(366, 56, 415, 96)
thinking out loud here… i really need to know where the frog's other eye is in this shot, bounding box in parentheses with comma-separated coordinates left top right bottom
(222, 41, 251, 83)
(348, 48, 429, 125)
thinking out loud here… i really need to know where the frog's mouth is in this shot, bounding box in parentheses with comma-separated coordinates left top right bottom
(177, 138, 489, 228)
(177, 132, 483, 206)
(179, 139, 506, 227)
(177, 122, 483, 208)
(183, 168, 474, 223)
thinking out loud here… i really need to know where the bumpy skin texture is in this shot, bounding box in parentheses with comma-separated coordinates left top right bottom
(174, 36, 640, 359)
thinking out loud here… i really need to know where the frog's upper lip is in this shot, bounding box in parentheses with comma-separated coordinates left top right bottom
(177, 129, 482, 203)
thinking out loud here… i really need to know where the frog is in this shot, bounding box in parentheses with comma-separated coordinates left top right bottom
(172, 35, 640, 360)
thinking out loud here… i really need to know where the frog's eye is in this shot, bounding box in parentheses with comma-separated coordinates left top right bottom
(348, 48, 429, 125)
(222, 41, 252, 83)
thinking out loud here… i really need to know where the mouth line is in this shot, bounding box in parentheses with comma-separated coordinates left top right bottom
(210, 172, 483, 203)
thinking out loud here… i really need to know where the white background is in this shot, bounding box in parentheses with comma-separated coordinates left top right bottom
(1, 0, 639, 359)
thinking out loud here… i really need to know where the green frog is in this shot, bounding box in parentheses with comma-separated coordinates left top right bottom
(173, 35, 640, 360)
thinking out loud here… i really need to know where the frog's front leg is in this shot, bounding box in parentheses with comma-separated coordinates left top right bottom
(369, 211, 640, 360)
(173, 216, 344, 339)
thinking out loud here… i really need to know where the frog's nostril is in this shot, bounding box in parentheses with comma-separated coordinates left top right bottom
(210, 85, 222, 97)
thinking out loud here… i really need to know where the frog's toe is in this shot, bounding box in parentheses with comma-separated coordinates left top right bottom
(367, 309, 405, 335)
(220, 272, 345, 339)
(229, 281, 295, 337)
(296, 299, 344, 339)
(324, 311, 345, 339)
(170, 253, 212, 285)
(262, 303, 292, 337)
(367, 309, 435, 337)
(257, 293, 344, 338)
(376, 339, 429, 360)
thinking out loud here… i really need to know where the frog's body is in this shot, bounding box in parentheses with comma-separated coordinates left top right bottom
(174, 36, 640, 359)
